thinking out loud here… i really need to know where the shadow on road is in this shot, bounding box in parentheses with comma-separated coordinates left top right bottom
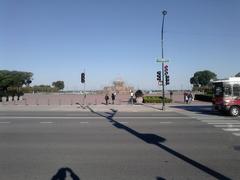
(51, 167, 80, 180)
(87, 106, 231, 180)
(170, 105, 229, 117)
(142, 104, 163, 111)
(156, 177, 166, 180)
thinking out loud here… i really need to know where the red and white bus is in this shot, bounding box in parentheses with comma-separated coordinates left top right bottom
(212, 77, 240, 116)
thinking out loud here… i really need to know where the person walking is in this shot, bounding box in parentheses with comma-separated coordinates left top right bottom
(105, 94, 109, 105)
(111, 92, 115, 104)
(188, 92, 193, 104)
(184, 92, 188, 104)
(170, 90, 173, 101)
(130, 91, 134, 105)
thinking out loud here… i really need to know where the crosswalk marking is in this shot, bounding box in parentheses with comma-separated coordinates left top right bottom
(214, 125, 240, 128)
(198, 118, 240, 137)
(233, 133, 240, 136)
(223, 128, 240, 132)
(207, 122, 240, 125)
(201, 120, 239, 123)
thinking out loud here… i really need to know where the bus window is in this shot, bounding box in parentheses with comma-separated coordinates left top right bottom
(224, 84, 232, 96)
(233, 84, 240, 96)
(213, 83, 223, 97)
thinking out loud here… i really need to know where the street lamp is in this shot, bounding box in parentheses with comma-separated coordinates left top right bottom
(161, 10, 167, 110)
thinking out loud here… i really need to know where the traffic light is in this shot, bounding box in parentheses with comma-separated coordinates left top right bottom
(165, 75, 170, 85)
(164, 65, 168, 75)
(81, 73, 85, 83)
(157, 71, 161, 81)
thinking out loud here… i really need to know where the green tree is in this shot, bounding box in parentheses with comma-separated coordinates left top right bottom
(235, 72, 240, 77)
(190, 70, 217, 91)
(0, 70, 33, 93)
(52, 81, 64, 90)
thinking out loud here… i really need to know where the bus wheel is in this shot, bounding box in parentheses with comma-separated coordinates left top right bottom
(229, 106, 240, 116)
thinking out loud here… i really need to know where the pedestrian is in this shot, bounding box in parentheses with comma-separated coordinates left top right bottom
(184, 92, 188, 104)
(183, 92, 187, 103)
(130, 91, 134, 105)
(170, 90, 173, 100)
(111, 92, 115, 104)
(105, 94, 109, 105)
(188, 92, 193, 104)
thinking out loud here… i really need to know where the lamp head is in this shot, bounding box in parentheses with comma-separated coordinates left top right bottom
(162, 10, 167, 16)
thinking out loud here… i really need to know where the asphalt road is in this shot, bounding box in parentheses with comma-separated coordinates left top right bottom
(0, 110, 239, 180)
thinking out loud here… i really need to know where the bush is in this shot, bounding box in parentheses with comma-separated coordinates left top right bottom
(135, 90, 144, 97)
(143, 96, 172, 103)
(194, 94, 212, 102)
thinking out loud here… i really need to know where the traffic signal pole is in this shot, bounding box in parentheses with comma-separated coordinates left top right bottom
(81, 71, 86, 106)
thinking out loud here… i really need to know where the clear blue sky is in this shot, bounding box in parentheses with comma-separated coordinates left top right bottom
(1, 0, 239, 90)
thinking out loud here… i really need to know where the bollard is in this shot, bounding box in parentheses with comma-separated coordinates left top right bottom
(59, 99, 61, 106)
(95, 98, 97, 105)
(36, 99, 39, 106)
(14, 96, 18, 105)
(2, 97, 7, 105)
(70, 99, 73, 106)
(48, 99, 50, 106)
(25, 99, 28, 106)
(8, 96, 13, 102)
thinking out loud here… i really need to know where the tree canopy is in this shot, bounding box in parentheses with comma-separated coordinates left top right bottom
(52, 81, 64, 90)
(190, 70, 217, 87)
(235, 72, 240, 77)
(0, 70, 33, 91)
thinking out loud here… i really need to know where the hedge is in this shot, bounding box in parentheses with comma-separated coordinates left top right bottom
(143, 96, 172, 103)
(194, 94, 213, 102)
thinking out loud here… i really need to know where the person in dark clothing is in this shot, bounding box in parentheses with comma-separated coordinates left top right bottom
(105, 94, 109, 105)
(111, 93, 116, 104)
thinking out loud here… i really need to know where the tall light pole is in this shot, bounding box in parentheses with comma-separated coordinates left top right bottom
(161, 10, 167, 110)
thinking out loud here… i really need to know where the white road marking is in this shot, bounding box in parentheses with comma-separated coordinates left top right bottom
(214, 125, 240, 128)
(80, 122, 89, 124)
(233, 133, 240, 136)
(40, 122, 53, 124)
(0, 121, 10, 124)
(119, 122, 128, 124)
(201, 120, 239, 123)
(159, 122, 172, 124)
(207, 122, 240, 125)
(0, 116, 190, 119)
(222, 128, 240, 132)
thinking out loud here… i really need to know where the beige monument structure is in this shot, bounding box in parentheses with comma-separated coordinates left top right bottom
(103, 80, 134, 95)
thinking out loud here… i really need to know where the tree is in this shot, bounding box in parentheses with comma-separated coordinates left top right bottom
(0, 70, 33, 93)
(52, 81, 64, 90)
(190, 70, 217, 91)
(235, 72, 240, 77)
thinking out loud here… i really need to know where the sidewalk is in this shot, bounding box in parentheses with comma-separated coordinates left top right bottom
(0, 101, 211, 112)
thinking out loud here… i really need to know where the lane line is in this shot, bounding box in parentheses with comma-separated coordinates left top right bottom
(160, 122, 172, 124)
(0, 116, 191, 119)
(80, 122, 89, 124)
(40, 122, 53, 124)
(0, 121, 10, 124)
(119, 122, 128, 124)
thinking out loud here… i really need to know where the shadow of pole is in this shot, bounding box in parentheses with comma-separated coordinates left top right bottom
(87, 106, 231, 180)
(51, 167, 80, 180)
